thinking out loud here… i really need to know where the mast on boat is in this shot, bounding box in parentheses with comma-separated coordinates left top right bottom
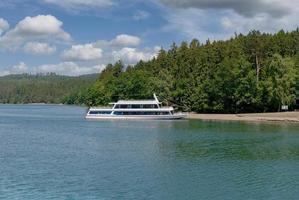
(153, 93, 159, 102)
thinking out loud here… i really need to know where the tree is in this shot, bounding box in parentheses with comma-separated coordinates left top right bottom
(262, 54, 296, 111)
(65, 29, 299, 113)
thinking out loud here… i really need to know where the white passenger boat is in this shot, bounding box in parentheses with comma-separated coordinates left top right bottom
(86, 94, 186, 120)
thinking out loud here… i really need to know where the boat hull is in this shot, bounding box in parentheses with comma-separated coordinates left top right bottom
(85, 114, 186, 120)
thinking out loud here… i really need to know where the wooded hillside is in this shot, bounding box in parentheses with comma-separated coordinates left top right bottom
(0, 73, 98, 104)
(71, 30, 299, 113)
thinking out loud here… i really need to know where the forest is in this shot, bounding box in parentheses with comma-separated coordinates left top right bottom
(0, 73, 98, 104)
(66, 29, 299, 113)
(1, 30, 299, 113)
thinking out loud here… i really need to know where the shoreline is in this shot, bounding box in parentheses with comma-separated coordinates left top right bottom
(187, 112, 299, 123)
(1, 103, 299, 123)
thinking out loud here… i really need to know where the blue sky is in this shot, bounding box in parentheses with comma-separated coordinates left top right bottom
(0, 0, 298, 76)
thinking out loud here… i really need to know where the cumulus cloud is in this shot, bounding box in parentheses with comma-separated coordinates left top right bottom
(36, 62, 105, 76)
(23, 42, 56, 55)
(0, 15, 71, 50)
(0, 44, 160, 76)
(111, 34, 140, 46)
(0, 18, 9, 35)
(43, 0, 115, 10)
(219, 12, 299, 33)
(0, 61, 105, 77)
(112, 47, 158, 65)
(0, 62, 28, 76)
(12, 62, 28, 73)
(62, 44, 103, 61)
(95, 34, 141, 48)
(158, 0, 292, 18)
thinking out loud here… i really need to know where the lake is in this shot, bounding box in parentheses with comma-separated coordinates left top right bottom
(1, 105, 299, 200)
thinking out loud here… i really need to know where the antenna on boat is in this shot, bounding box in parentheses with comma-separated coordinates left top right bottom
(153, 93, 159, 102)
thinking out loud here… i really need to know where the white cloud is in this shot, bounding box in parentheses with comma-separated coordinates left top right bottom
(164, 9, 231, 41)
(0, 15, 71, 50)
(61, 38, 158, 67)
(24, 42, 56, 55)
(62, 44, 103, 61)
(111, 34, 141, 47)
(220, 17, 234, 29)
(36, 62, 105, 76)
(163, 5, 299, 42)
(0, 18, 9, 35)
(158, 0, 292, 18)
(95, 34, 141, 48)
(219, 12, 299, 34)
(112, 47, 158, 65)
(0, 62, 28, 76)
(0, 61, 105, 77)
(154, 46, 162, 52)
(43, 0, 115, 10)
(0, 44, 160, 76)
(12, 62, 28, 73)
(0, 70, 10, 76)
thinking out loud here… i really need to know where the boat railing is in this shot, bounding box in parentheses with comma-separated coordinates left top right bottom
(160, 106, 174, 109)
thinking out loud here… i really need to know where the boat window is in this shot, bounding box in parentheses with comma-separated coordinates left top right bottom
(132, 104, 141, 109)
(142, 104, 158, 109)
(113, 111, 170, 115)
(115, 104, 130, 109)
(89, 111, 111, 115)
(160, 112, 170, 115)
(114, 104, 159, 109)
(114, 112, 123, 115)
(114, 105, 125, 109)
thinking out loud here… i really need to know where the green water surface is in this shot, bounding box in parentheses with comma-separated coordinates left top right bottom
(0, 105, 299, 200)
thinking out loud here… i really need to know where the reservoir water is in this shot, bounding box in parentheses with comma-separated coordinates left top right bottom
(1, 105, 299, 200)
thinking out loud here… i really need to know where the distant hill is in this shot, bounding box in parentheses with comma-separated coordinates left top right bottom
(0, 73, 99, 104)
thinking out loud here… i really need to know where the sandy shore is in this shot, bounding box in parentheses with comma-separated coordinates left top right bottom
(187, 112, 299, 123)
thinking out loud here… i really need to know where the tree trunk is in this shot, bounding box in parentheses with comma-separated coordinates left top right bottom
(255, 54, 260, 83)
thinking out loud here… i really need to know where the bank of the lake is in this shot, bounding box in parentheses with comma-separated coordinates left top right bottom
(188, 111, 299, 123)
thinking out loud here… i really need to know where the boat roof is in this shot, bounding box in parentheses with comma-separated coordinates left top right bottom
(112, 100, 161, 105)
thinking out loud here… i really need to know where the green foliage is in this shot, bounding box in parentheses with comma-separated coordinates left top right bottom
(75, 29, 299, 113)
(3, 29, 299, 113)
(261, 54, 296, 111)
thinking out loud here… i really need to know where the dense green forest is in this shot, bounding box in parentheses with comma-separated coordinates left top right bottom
(67, 29, 299, 113)
(1, 30, 298, 113)
(0, 73, 98, 104)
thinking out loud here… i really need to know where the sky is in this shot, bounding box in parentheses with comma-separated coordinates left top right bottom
(0, 0, 298, 76)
